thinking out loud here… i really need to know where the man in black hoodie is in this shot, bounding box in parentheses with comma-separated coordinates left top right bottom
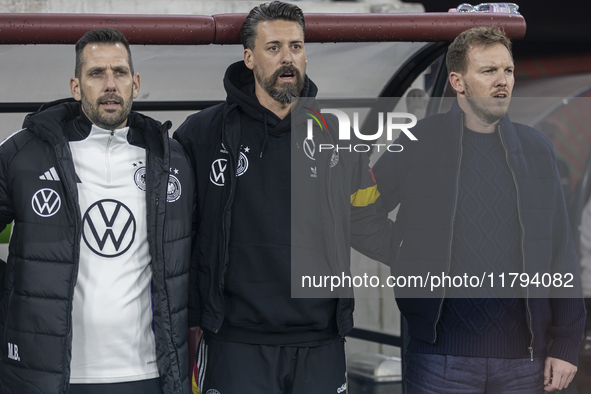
(174, 1, 392, 393)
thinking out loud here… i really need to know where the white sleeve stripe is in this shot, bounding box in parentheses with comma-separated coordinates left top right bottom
(0, 129, 26, 147)
(197, 338, 208, 391)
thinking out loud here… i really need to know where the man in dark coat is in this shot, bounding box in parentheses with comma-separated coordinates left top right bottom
(373, 26, 586, 393)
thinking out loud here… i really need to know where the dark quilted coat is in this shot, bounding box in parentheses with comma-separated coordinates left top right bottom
(0, 99, 193, 394)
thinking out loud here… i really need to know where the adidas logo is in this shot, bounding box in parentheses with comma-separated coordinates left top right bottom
(39, 167, 60, 181)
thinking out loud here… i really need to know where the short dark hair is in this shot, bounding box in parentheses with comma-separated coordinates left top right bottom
(75, 28, 134, 78)
(446, 26, 512, 74)
(240, 1, 305, 50)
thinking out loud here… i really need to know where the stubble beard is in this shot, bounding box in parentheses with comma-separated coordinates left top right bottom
(81, 87, 134, 130)
(464, 81, 510, 125)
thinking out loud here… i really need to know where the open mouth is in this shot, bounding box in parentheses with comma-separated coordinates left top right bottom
(279, 71, 295, 81)
(493, 93, 508, 99)
(100, 99, 121, 109)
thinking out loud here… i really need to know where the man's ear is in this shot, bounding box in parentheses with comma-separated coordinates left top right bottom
(132, 73, 141, 99)
(244, 48, 254, 70)
(70, 77, 81, 101)
(449, 72, 465, 95)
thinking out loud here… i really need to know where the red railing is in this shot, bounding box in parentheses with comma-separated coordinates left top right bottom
(0, 12, 526, 45)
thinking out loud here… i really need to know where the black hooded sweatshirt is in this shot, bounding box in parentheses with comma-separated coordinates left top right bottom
(209, 62, 338, 345)
(174, 61, 393, 345)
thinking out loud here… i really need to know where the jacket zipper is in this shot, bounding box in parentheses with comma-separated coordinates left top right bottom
(105, 131, 114, 183)
(217, 114, 237, 332)
(149, 139, 183, 390)
(498, 125, 535, 361)
(433, 115, 464, 343)
(56, 142, 82, 394)
(324, 133, 340, 335)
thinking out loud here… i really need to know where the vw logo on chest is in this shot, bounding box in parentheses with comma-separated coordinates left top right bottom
(210, 158, 228, 186)
(31, 188, 61, 217)
(82, 199, 136, 258)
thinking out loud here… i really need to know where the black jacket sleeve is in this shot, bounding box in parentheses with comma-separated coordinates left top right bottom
(0, 258, 5, 299)
(547, 158, 587, 365)
(371, 138, 403, 213)
(349, 149, 397, 264)
(369, 138, 405, 266)
(173, 120, 202, 328)
(0, 140, 15, 300)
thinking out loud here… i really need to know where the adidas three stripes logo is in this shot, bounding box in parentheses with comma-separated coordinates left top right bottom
(39, 167, 60, 181)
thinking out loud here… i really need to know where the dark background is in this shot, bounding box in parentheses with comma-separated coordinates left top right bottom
(418, 0, 591, 60)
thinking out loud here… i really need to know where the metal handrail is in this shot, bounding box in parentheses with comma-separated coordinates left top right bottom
(0, 12, 526, 45)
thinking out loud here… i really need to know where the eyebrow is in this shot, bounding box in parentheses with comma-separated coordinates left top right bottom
(478, 64, 514, 70)
(265, 40, 304, 45)
(86, 65, 129, 73)
(86, 66, 105, 73)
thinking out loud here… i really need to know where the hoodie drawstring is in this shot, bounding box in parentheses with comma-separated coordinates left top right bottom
(260, 113, 269, 158)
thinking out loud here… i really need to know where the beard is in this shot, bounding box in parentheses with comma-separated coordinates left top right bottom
(464, 81, 510, 125)
(81, 88, 133, 130)
(254, 64, 306, 104)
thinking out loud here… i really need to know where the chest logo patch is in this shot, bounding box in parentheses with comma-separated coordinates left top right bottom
(330, 149, 339, 168)
(82, 199, 136, 258)
(236, 152, 249, 177)
(210, 150, 249, 187)
(134, 166, 147, 191)
(210, 158, 227, 186)
(32, 188, 61, 217)
(303, 137, 316, 160)
(167, 174, 182, 202)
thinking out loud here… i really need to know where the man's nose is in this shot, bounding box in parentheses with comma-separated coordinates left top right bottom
(280, 47, 293, 65)
(104, 71, 116, 92)
(495, 71, 508, 87)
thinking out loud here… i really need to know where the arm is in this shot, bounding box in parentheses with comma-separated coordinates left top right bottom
(371, 141, 403, 213)
(545, 160, 586, 388)
(350, 136, 407, 264)
(579, 197, 591, 300)
(352, 140, 405, 265)
(173, 120, 202, 328)
(349, 162, 396, 264)
(0, 141, 15, 300)
(0, 256, 4, 300)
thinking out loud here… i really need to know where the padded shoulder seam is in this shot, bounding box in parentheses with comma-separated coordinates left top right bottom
(0, 128, 38, 170)
(0, 128, 27, 148)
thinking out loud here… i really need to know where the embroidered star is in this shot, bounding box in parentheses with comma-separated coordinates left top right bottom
(138, 161, 143, 165)
(244, 146, 250, 153)
(174, 168, 179, 174)
(133, 163, 137, 167)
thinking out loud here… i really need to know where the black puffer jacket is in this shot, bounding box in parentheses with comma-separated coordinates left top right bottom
(0, 99, 193, 394)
